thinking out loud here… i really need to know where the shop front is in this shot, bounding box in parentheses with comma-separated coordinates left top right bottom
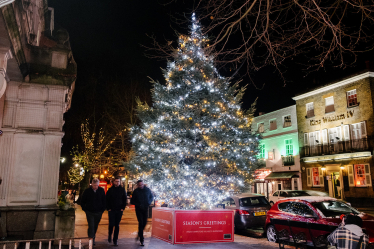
(302, 152, 374, 205)
(252, 169, 272, 199)
(264, 171, 301, 193)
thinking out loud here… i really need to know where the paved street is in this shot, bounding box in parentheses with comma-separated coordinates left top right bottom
(74, 205, 282, 249)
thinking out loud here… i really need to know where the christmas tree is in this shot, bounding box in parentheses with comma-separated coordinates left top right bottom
(128, 13, 260, 209)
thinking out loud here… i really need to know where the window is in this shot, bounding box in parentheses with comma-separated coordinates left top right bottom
(258, 123, 265, 133)
(278, 202, 314, 216)
(268, 151, 274, 160)
(325, 96, 335, 113)
(222, 197, 236, 207)
(258, 144, 265, 159)
(306, 102, 314, 118)
(273, 191, 279, 197)
(347, 89, 358, 107)
(351, 121, 367, 140)
(283, 115, 292, 128)
(239, 197, 269, 207)
(349, 164, 372, 187)
(285, 139, 293, 156)
(307, 167, 324, 187)
(270, 119, 277, 131)
(312, 201, 359, 217)
(310, 131, 320, 146)
(278, 202, 291, 213)
(328, 127, 342, 144)
(279, 191, 288, 197)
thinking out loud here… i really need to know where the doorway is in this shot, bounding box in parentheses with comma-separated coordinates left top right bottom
(328, 172, 341, 198)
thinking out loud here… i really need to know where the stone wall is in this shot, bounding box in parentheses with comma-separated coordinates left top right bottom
(0, 82, 69, 207)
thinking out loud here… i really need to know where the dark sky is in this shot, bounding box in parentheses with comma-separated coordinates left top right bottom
(49, 0, 374, 159)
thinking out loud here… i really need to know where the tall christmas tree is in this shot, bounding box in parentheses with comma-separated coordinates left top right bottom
(128, 13, 260, 209)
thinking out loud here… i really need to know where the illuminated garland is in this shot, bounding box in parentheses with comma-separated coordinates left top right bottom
(128, 13, 261, 209)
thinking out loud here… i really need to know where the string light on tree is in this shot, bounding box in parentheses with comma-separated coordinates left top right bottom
(127, 13, 261, 209)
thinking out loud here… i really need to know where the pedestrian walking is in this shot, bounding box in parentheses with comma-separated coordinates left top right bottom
(72, 189, 77, 203)
(80, 178, 106, 245)
(130, 180, 153, 246)
(106, 176, 127, 246)
(328, 214, 369, 249)
(65, 190, 74, 204)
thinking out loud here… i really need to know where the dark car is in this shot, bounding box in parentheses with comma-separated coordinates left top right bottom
(265, 197, 374, 246)
(220, 193, 271, 233)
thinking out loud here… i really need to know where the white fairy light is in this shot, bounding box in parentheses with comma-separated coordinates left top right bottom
(126, 13, 261, 210)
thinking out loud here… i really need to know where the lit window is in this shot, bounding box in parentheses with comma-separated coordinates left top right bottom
(306, 102, 314, 118)
(258, 123, 264, 133)
(325, 96, 335, 113)
(285, 139, 293, 156)
(354, 164, 371, 187)
(283, 115, 291, 128)
(269, 119, 277, 131)
(258, 144, 265, 159)
(312, 167, 323, 186)
(347, 89, 358, 107)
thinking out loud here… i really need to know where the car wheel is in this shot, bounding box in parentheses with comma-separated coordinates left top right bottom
(266, 225, 277, 243)
(270, 201, 274, 206)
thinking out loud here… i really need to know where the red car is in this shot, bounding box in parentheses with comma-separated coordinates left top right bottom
(265, 197, 374, 246)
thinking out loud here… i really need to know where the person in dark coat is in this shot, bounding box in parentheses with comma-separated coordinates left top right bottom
(130, 180, 153, 246)
(80, 178, 106, 245)
(106, 176, 127, 246)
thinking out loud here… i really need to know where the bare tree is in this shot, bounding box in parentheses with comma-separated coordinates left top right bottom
(149, 0, 374, 78)
(103, 78, 152, 165)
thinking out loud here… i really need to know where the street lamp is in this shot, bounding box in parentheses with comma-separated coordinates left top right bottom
(60, 157, 66, 163)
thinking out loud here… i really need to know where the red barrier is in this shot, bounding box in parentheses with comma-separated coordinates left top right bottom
(152, 208, 234, 244)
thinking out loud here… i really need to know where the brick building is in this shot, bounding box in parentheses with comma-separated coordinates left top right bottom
(251, 105, 301, 198)
(293, 71, 374, 206)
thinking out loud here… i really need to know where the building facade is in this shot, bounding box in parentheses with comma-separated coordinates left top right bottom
(0, 0, 76, 239)
(293, 71, 374, 206)
(252, 105, 301, 198)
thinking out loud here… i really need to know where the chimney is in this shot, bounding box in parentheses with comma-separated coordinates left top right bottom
(259, 112, 266, 116)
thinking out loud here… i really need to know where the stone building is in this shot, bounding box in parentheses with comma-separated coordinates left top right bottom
(293, 71, 374, 206)
(0, 0, 76, 239)
(251, 105, 301, 198)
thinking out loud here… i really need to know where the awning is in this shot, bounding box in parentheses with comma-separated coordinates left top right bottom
(264, 171, 299, 181)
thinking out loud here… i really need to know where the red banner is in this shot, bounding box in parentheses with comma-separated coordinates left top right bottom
(174, 210, 234, 244)
(152, 208, 234, 244)
(152, 208, 174, 243)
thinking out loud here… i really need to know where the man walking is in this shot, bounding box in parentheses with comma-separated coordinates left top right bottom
(328, 214, 369, 249)
(130, 180, 153, 246)
(106, 176, 127, 246)
(80, 178, 106, 245)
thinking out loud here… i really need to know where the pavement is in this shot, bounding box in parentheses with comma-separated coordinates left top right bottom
(74, 205, 283, 249)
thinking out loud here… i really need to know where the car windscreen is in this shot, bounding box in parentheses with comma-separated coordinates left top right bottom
(312, 201, 360, 218)
(239, 197, 269, 207)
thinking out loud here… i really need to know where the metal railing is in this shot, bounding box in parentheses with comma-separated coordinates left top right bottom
(0, 237, 92, 249)
(301, 138, 370, 157)
(282, 155, 295, 166)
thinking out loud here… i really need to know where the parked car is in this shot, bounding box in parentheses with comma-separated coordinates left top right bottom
(269, 190, 329, 206)
(220, 193, 271, 232)
(265, 196, 374, 246)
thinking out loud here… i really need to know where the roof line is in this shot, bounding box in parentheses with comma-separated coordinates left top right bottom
(292, 72, 374, 100)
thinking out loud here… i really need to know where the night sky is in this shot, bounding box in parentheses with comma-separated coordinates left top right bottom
(48, 0, 374, 160)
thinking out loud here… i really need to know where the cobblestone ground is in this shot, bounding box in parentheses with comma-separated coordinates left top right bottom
(74, 205, 284, 249)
